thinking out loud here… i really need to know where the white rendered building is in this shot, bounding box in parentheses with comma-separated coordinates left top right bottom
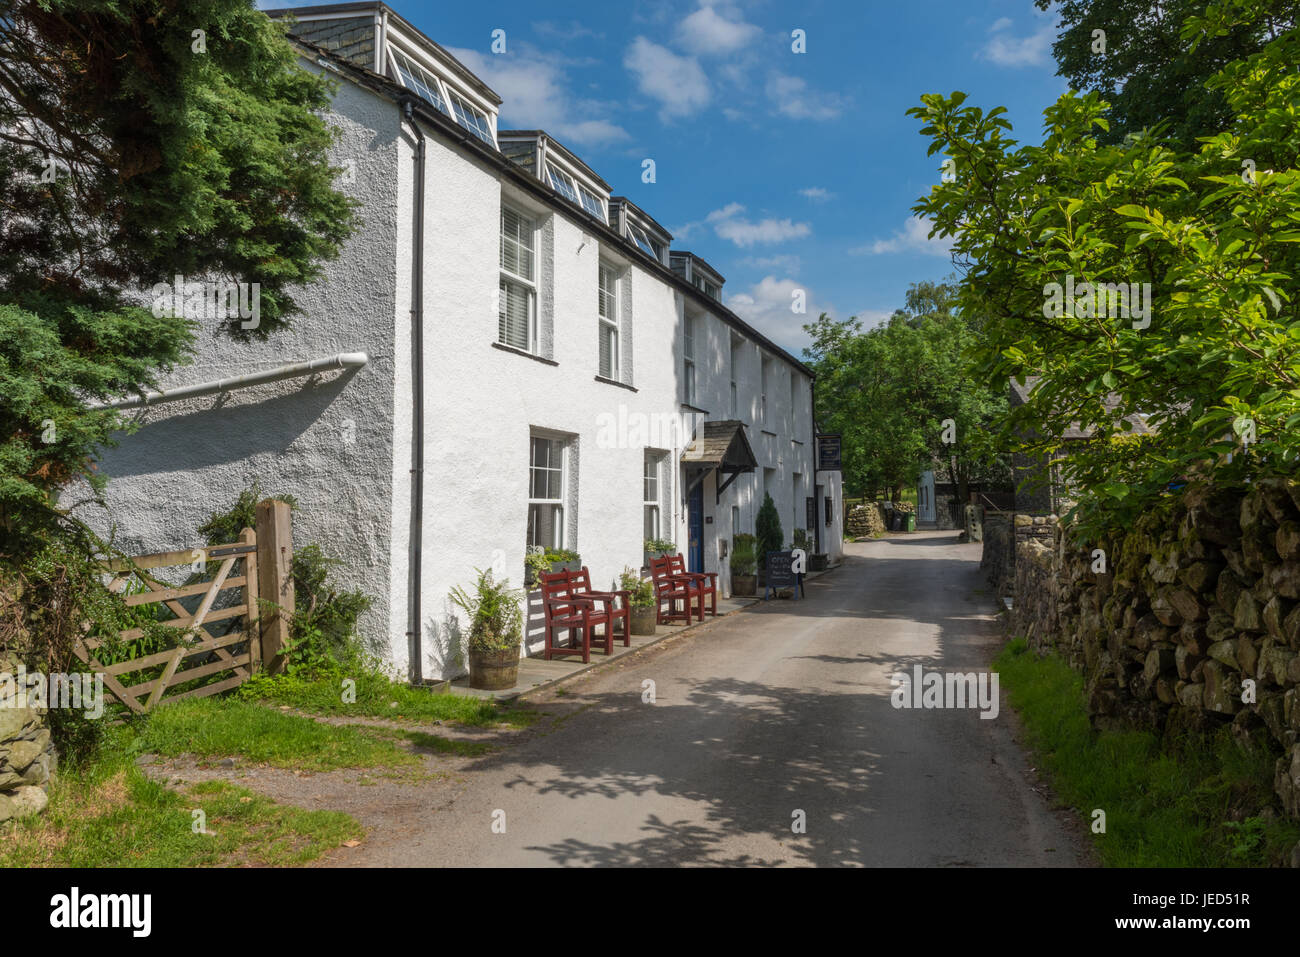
(88, 2, 844, 681)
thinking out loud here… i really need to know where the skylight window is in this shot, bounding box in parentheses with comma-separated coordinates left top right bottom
(391, 49, 449, 116)
(546, 164, 579, 204)
(448, 91, 495, 146)
(578, 186, 605, 220)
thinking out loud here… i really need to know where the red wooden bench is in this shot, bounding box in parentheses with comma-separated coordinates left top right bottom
(662, 554, 718, 618)
(538, 567, 620, 662)
(568, 566, 630, 647)
(649, 554, 718, 623)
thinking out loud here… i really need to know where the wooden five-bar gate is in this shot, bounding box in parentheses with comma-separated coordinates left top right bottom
(73, 499, 295, 714)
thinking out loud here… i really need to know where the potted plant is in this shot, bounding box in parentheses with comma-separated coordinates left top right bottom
(755, 492, 784, 587)
(524, 546, 582, 587)
(643, 537, 676, 570)
(618, 567, 658, 635)
(449, 569, 524, 690)
(730, 533, 757, 596)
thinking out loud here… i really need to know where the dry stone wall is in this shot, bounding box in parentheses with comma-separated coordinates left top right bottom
(845, 502, 889, 539)
(1004, 479, 1300, 818)
(0, 651, 56, 822)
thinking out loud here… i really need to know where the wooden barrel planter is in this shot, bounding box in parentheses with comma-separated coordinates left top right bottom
(468, 647, 520, 690)
(732, 574, 756, 597)
(629, 604, 657, 635)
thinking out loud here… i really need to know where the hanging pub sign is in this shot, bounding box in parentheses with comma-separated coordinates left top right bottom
(816, 434, 842, 471)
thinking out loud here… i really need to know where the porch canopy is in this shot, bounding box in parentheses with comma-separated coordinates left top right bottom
(681, 419, 757, 503)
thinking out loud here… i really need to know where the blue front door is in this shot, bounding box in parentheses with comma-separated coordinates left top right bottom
(688, 480, 704, 573)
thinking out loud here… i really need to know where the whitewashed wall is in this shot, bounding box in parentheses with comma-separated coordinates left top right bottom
(83, 65, 407, 665)
(84, 55, 839, 682)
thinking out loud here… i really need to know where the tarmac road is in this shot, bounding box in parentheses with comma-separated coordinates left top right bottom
(349, 531, 1089, 867)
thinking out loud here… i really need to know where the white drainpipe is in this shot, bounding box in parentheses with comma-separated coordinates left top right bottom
(89, 352, 369, 410)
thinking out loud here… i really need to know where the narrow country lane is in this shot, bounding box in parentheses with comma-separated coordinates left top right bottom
(348, 531, 1090, 867)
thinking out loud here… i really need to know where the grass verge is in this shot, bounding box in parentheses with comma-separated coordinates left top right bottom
(995, 638, 1300, 866)
(135, 698, 422, 772)
(237, 667, 540, 727)
(0, 726, 361, 867)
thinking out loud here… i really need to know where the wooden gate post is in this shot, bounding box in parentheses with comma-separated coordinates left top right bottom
(240, 526, 262, 673)
(255, 498, 294, 672)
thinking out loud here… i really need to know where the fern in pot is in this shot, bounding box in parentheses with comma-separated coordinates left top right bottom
(449, 569, 524, 690)
(618, 567, 658, 635)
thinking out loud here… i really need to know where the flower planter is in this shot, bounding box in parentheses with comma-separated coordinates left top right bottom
(732, 574, 756, 597)
(643, 549, 673, 570)
(524, 559, 582, 588)
(629, 604, 657, 635)
(809, 553, 829, 572)
(468, 647, 520, 690)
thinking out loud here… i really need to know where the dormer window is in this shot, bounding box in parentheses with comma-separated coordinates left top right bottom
(628, 223, 656, 259)
(541, 160, 608, 223)
(614, 200, 671, 265)
(392, 49, 449, 116)
(546, 164, 580, 204)
(448, 90, 494, 145)
(389, 46, 497, 148)
(578, 186, 605, 220)
(278, 8, 503, 152)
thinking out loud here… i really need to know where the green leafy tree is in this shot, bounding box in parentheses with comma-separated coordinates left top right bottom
(1034, 0, 1295, 150)
(0, 0, 357, 555)
(803, 282, 1009, 503)
(911, 0, 1300, 538)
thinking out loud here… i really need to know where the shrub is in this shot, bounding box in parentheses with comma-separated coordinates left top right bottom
(755, 493, 784, 560)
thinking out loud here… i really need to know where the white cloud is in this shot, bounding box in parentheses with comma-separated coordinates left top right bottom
(624, 37, 711, 120)
(738, 254, 802, 273)
(705, 203, 811, 247)
(798, 187, 831, 202)
(765, 73, 849, 120)
(676, 3, 761, 55)
(979, 21, 1054, 67)
(852, 216, 954, 258)
(725, 276, 827, 351)
(447, 46, 630, 147)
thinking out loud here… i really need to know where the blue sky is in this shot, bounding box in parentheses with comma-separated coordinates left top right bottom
(266, 0, 1071, 356)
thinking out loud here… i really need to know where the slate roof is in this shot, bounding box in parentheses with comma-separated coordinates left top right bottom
(681, 420, 758, 471)
(1009, 376, 1156, 439)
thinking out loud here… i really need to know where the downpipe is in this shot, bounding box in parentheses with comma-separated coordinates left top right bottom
(403, 99, 427, 685)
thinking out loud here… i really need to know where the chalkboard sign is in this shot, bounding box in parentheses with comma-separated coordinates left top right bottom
(764, 550, 803, 600)
(767, 551, 794, 586)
